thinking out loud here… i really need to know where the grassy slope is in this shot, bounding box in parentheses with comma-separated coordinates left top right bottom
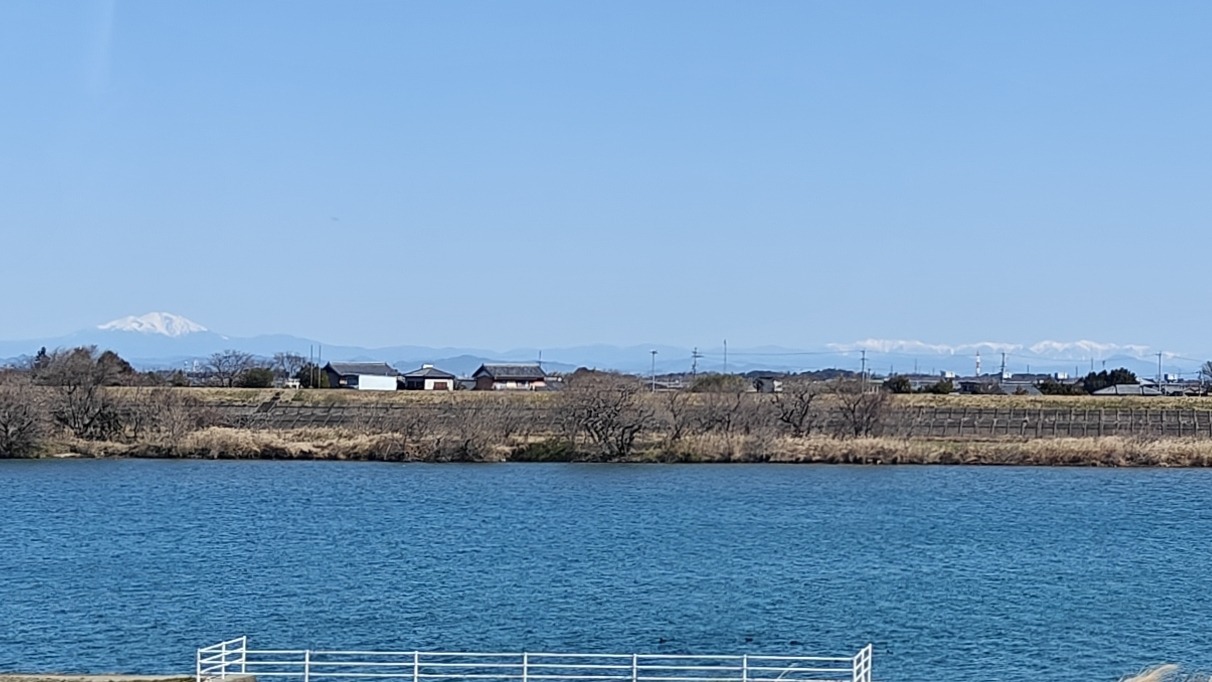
(145, 387, 1212, 411)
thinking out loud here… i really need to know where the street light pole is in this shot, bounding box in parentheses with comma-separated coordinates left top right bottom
(650, 350, 658, 392)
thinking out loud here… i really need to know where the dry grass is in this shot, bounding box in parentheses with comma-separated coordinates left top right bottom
(649, 434, 1212, 466)
(894, 393, 1212, 411)
(137, 387, 560, 407)
(112, 386, 1212, 412)
(52, 429, 1212, 467)
(61, 426, 519, 462)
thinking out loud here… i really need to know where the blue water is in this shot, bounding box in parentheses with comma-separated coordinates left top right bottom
(2, 461, 1212, 681)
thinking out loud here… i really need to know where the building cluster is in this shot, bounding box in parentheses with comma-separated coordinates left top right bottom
(314, 362, 552, 392)
(302, 360, 1205, 398)
(897, 371, 1204, 397)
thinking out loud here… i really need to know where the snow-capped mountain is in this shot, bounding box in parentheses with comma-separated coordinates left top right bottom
(97, 312, 209, 337)
(0, 313, 1201, 378)
(828, 338, 1159, 362)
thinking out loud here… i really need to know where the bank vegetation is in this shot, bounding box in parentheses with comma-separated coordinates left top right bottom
(4, 346, 1212, 466)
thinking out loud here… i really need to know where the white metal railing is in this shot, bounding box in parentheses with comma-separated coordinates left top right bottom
(197, 639, 872, 682)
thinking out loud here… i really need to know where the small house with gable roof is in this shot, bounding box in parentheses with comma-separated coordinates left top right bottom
(400, 364, 457, 391)
(323, 362, 399, 391)
(472, 363, 547, 391)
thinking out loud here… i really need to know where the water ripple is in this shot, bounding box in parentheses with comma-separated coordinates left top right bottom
(2, 461, 1211, 681)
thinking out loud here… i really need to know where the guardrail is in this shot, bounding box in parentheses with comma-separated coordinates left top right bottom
(197, 639, 872, 682)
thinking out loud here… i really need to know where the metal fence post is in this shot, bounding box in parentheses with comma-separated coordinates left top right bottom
(304, 650, 312, 682)
(631, 655, 638, 682)
(413, 651, 420, 682)
(240, 637, 247, 675)
(196, 649, 202, 682)
(220, 641, 228, 680)
(522, 653, 529, 682)
(851, 644, 872, 682)
(741, 656, 748, 682)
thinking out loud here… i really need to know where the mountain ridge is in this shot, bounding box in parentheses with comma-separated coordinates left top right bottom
(0, 312, 1199, 378)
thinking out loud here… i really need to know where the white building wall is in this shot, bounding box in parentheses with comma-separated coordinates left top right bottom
(424, 378, 454, 391)
(355, 374, 398, 391)
(494, 380, 546, 390)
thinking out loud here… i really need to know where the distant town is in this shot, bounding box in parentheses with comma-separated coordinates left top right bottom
(5, 343, 1208, 398)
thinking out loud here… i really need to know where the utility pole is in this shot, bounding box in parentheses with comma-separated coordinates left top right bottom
(1000, 352, 1007, 377)
(723, 339, 728, 375)
(691, 347, 702, 379)
(1157, 352, 1164, 390)
(650, 350, 658, 393)
(860, 350, 867, 390)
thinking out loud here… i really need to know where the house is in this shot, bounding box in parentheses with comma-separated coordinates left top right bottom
(1092, 384, 1162, 396)
(995, 380, 1042, 396)
(472, 363, 547, 390)
(322, 362, 399, 391)
(400, 364, 457, 391)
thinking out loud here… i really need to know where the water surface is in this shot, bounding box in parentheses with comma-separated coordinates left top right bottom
(2, 460, 1210, 681)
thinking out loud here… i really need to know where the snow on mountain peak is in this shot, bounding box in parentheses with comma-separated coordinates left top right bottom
(97, 312, 208, 337)
(828, 338, 1155, 360)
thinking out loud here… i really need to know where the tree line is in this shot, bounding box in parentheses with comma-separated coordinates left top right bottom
(0, 350, 892, 460)
(21, 346, 326, 389)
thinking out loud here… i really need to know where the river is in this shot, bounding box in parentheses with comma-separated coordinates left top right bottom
(2, 460, 1211, 681)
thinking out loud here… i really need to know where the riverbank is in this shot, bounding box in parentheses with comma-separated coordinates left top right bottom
(120, 386, 1212, 411)
(9, 376, 1212, 463)
(48, 427, 1212, 466)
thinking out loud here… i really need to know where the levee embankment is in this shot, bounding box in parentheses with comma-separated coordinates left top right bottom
(214, 400, 1212, 439)
(13, 387, 1212, 465)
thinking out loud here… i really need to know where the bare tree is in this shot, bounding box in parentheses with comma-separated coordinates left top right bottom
(661, 390, 693, 443)
(207, 350, 256, 387)
(560, 372, 655, 460)
(831, 378, 889, 438)
(772, 378, 824, 437)
(437, 396, 504, 461)
(694, 390, 746, 435)
(0, 374, 46, 457)
(272, 352, 308, 381)
(120, 387, 218, 444)
(36, 347, 123, 440)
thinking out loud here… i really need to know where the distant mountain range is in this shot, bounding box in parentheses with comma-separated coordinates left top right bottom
(0, 312, 1201, 379)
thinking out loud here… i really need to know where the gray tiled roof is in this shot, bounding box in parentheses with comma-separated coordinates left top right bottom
(1092, 384, 1161, 396)
(403, 366, 456, 379)
(473, 363, 547, 380)
(325, 362, 399, 377)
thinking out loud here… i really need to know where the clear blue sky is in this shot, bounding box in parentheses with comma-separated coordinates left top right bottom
(3, 1, 1210, 350)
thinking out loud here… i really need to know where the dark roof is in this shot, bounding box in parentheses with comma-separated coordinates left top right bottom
(996, 381, 1042, 396)
(1093, 384, 1161, 396)
(473, 363, 547, 380)
(403, 365, 456, 379)
(325, 362, 399, 377)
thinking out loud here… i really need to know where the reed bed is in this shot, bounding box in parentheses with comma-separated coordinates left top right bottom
(53, 429, 1212, 466)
